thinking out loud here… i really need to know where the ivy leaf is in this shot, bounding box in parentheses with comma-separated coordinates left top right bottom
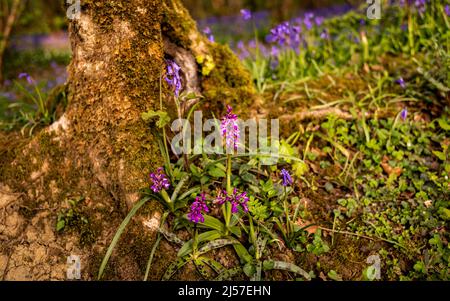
(141, 110, 171, 128)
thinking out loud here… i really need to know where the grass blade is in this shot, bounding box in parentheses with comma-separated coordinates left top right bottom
(97, 196, 151, 280)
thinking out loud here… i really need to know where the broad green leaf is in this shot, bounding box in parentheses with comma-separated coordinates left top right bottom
(162, 257, 189, 280)
(214, 266, 242, 281)
(198, 238, 240, 255)
(243, 263, 256, 277)
(198, 257, 225, 275)
(263, 260, 311, 280)
(207, 166, 226, 178)
(194, 258, 211, 280)
(177, 230, 222, 258)
(229, 226, 242, 237)
(233, 243, 253, 264)
(292, 161, 309, 177)
(198, 215, 226, 232)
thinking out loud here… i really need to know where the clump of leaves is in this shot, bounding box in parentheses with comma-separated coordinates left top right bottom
(56, 197, 95, 246)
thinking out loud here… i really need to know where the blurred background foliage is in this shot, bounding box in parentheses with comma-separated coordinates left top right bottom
(8, 0, 355, 34)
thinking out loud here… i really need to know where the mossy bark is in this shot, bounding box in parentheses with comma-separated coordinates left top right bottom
(62, 0, 255, 207)
(0, 0, 255, 280)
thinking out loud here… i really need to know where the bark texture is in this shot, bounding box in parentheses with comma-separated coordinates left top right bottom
(0, 0, 255, 280)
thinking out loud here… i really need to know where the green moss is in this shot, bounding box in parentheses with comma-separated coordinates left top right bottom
(162, 0, 196, 48)
(202, 44, 256, 114)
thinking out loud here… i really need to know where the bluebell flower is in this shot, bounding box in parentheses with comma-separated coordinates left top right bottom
(396, 77, 406, 89)
(281, 169, 293, 186)
(400, 108, 408, 121)
(164, 60, 182, 97)
(320, 29, 330, 40)
(240, 9, 252, 21)
(203, 27, 215, 42)
(18, 73, 33, 85)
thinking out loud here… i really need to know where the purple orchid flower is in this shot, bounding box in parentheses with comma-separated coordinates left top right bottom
(215, 189, 249, 214)
(149, 167, 170, 193)
(188, 193, 210, 224)
(220, 105, 240, 151)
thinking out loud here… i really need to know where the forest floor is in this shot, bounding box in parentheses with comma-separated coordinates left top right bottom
(1, 53, 448, 280)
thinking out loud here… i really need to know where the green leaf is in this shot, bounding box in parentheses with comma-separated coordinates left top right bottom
(207, 166, 226, 178)
(214, 266, 242, 281)
(98, 196, 152, 280)
(432, 151, 446, 161)
(363, 266, 377, 281)
(229, 226, 242, 237)
(56, 219, 65, 232)
(177, 230, 222, 258)
(189, 164, 202, 177)
(438, 207, 450, 221)
(233, 243, 253, 264)
(162, 258, 189, 280)
(292, 161, 309, 177)
(198, 238, 240, 255)
(198, 215, 226, 232)
(438, 118, 450, 131)
(198, 257, 225, 275)
(327, 270, 342, 281)
(141, 110, 170, 128)
(243, 263, 256, 277)
(170, 174, 190, 202)
(194, 258, 212, 280)
(241, 172, 257, 184)
(263, 260, 311, 280)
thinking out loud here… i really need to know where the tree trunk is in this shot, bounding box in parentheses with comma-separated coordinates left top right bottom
(0, 0, 24, 85)
(0, 0, 255, 280)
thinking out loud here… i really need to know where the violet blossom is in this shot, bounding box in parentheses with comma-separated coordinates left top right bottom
(241, 9, 252, 21)
(164, 60, 182, 97)
(400, 108, 408, 121)
(215, 189, 249, 214)
(396, 77, 406, 89)
(220, 105, 240, 151)
(188, 193, 210, 224)
(149, 167, 170, 193)
(203, 27, 215, 42)
(281, 169, 293, 187)
(18, 73, 33, 85)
